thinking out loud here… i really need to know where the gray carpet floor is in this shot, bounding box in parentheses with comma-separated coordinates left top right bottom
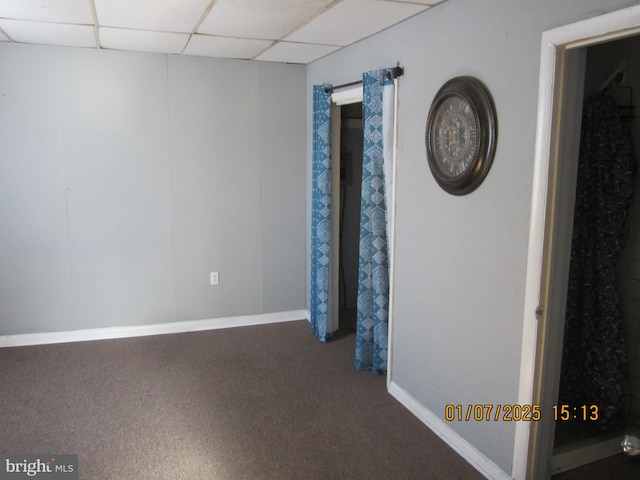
(0, 320, 484, 479)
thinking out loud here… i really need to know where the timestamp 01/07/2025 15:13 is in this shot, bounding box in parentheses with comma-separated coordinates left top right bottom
(444, 404, 599, 422)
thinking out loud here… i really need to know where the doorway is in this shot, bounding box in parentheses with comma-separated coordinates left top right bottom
(327, 88, 364, 336)
(519, 5, 640, 480)
(551, 35, 640, 478)
(337, 102, 363, 332)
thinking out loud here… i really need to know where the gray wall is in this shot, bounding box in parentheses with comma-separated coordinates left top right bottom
(307, 0, 639, 474)
(0, 43, 306, 335)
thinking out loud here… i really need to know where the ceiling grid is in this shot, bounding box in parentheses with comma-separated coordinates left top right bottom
(0, 0, 444, 64)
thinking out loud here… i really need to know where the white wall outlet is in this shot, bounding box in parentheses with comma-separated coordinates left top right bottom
(210, 272, 219, 285)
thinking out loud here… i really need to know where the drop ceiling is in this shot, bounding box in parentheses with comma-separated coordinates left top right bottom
(0, 0, 443, 64)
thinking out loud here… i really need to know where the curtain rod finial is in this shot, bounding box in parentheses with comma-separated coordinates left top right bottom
(385, 65, 404, 80)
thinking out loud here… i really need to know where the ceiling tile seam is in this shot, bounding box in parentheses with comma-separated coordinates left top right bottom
(0, 25, 14, 42)
(181, 34, 195, 56)
(191, 0, 219, 35)
(251, 40, 278, 62)
(278, 0, 344, 43)
(181, 0, 219, 55)
(0, 18, 94, 27)
(271, 38, 342, 49)
(95, 25, 194, 35)
(89, 0, 100, 49)
(335, 2, 432, 49)
(187, 32, 331, 44)
(45, 24, 342, 48)
(92, 26, 99, 49)
(381, 0, 439, 5)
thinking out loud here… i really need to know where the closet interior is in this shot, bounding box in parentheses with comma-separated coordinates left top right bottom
(552, 34, 640, 477)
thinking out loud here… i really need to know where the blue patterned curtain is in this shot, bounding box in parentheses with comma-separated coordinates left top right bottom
(310, 85, 332, 342)
(356, 69, 396, 373)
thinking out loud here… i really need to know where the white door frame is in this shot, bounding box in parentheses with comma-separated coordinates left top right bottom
(514, 5, 640, 479)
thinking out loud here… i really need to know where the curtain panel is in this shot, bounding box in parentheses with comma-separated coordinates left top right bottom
(310, 85, 332, 342)
(310, 68, 398, 373)
(559, 91, 636, 431)
(355, 69, 396, 373)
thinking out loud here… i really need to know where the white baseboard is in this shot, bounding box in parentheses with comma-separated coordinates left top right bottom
(0, 309, 309, 348)
(388, 381, 512, 480)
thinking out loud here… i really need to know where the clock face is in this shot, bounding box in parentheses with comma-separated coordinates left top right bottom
(425, 76, 497, 195)
(431, 95, 480, 180)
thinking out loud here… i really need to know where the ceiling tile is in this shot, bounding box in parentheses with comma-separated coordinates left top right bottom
(0, 0, 94, 24)
(286, 0, 427, 46)
(0, 19, 96, 48)
(183, 34, 273, 59)
(255, 41, 339, 64)
(198, 0, 333, 40)
(0, 0, 443, 63)
(389, 0, 443, 4)
(94, 0, 210, 32)
(100, 28, 189, 54)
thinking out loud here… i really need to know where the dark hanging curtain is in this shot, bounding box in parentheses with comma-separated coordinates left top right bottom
(559, 91, 636, 432)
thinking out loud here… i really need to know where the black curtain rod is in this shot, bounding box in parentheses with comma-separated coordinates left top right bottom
(324, 66, 404, 94)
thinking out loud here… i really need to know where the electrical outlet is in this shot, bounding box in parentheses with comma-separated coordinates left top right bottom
(210, 272, 219, 286)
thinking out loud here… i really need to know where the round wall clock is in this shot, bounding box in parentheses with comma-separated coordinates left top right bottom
(425, 76, 497, 195)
